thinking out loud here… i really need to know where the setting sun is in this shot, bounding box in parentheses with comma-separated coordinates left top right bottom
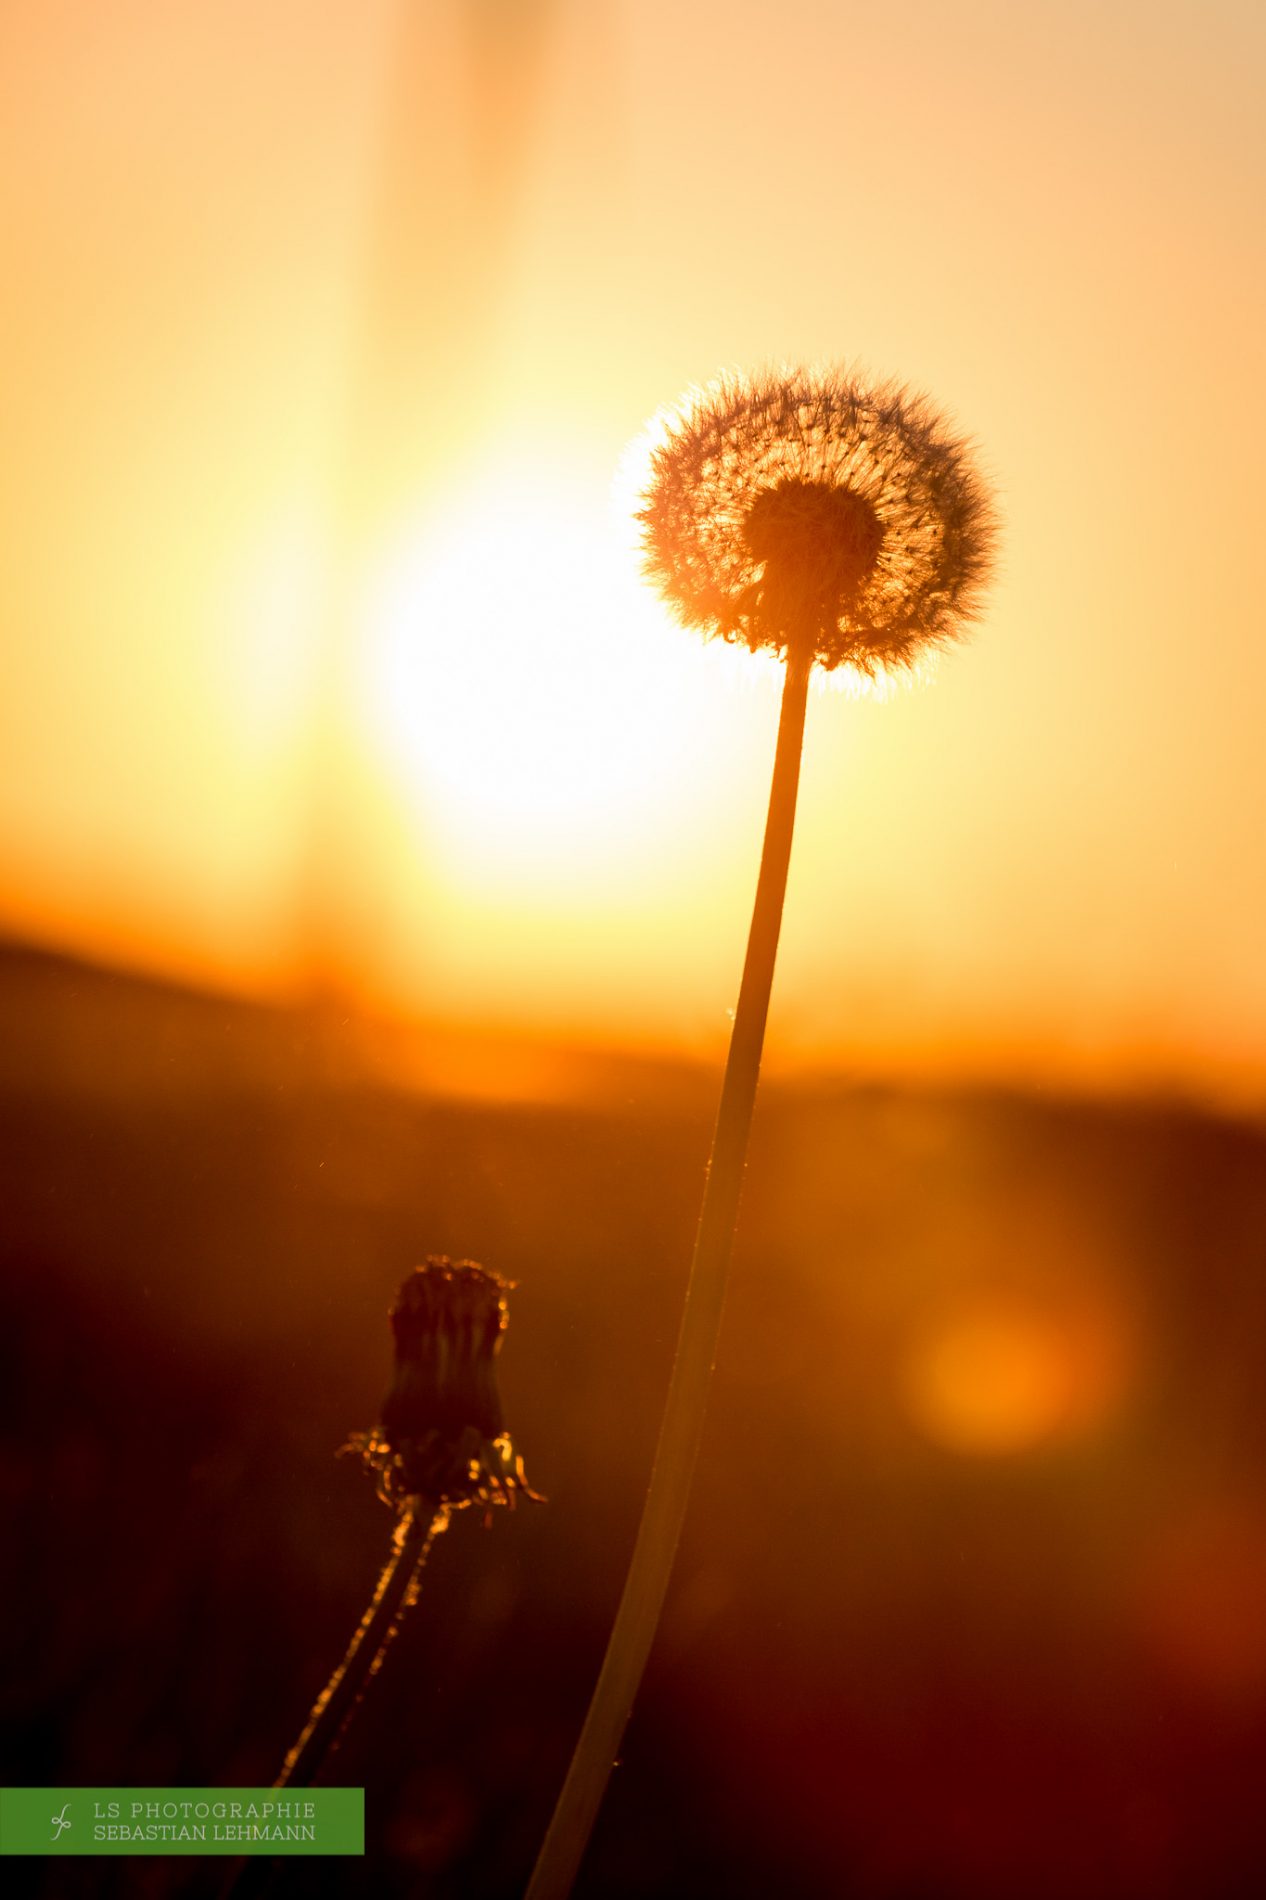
(358, 454, 762, 890)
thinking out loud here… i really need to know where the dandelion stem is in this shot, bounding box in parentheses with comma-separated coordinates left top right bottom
(525, 647, 813, 1900)
(277, 1503, 441, 1789)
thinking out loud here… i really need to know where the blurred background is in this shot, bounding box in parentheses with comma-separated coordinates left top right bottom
(2, 0, 1265, 1895)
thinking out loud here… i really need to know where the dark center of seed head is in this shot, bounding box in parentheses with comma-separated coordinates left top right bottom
(742, 479, 883, 627)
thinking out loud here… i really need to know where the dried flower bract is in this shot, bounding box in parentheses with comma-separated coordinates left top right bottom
(638, 366, 997, 674)
(349, 1256, 538, 1514)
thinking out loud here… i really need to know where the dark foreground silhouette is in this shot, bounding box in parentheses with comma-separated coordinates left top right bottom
(3, 941, 1265, 1899)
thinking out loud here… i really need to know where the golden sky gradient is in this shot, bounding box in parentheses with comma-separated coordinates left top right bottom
(2, 0, 1264, 1099)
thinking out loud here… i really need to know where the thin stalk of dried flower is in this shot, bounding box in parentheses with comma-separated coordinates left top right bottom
(275, 1504, 445, 1790)
(264, 1262, 535, 1795)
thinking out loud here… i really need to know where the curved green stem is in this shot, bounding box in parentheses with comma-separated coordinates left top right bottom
(525, 649, 813, 1900)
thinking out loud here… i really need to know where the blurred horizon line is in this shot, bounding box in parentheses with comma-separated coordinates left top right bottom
(2, 923, 1262, 1126)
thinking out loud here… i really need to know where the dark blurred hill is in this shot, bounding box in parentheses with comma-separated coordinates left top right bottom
(3, 939, 1266, 1900)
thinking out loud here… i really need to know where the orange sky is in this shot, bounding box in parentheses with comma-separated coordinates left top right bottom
(2, 0, 1264, 1101)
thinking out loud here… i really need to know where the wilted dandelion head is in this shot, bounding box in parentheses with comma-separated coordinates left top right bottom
(637, 365, 997, 676)
(349, 1257, 538, 1515)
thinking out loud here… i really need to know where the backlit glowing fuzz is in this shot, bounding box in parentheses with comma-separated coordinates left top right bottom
(638, 366, 997, 674)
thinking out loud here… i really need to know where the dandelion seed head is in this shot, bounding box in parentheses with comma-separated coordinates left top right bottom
(636, 364, 997, 677)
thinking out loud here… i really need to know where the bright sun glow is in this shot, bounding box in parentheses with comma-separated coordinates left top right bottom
(359, 453, 766, 892)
